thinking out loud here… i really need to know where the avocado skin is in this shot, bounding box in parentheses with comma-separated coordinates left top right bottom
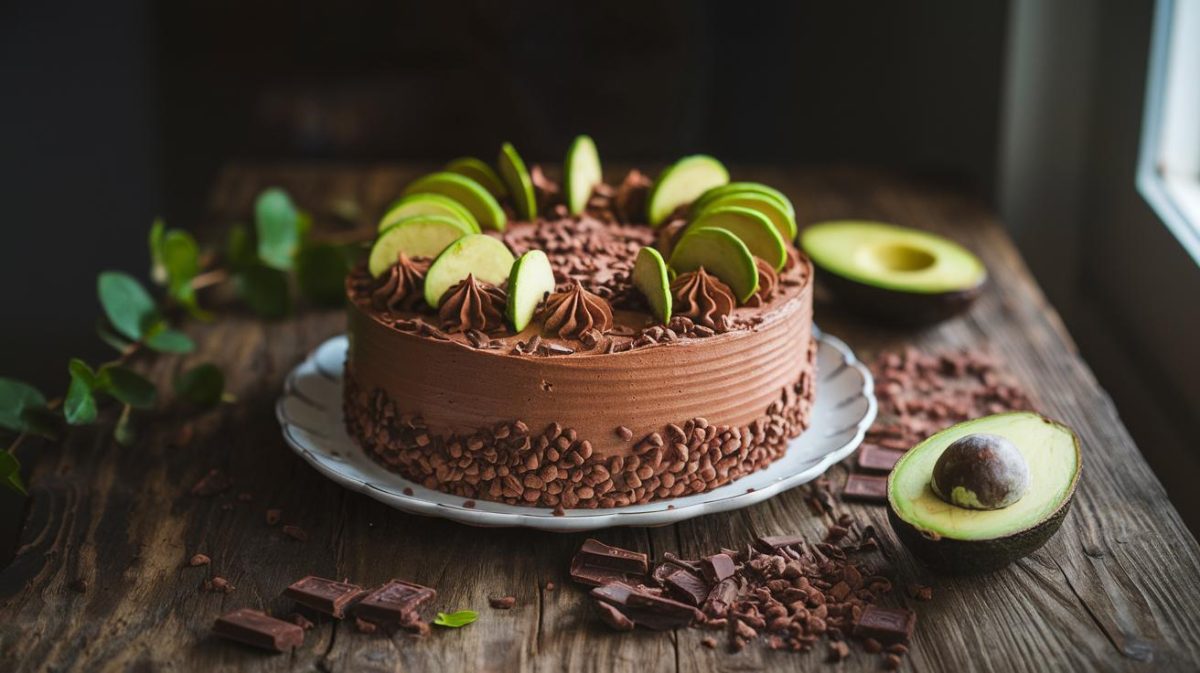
(817, 268, 982, 326)
(887, 483, 1076, 575)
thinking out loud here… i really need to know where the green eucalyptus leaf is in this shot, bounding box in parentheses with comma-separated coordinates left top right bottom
(432, 610, 478, 628)
(162, 229, 200, 299)
(227, 224, 257, 271)
(98, 271, 158, 341)
(255, 188, 300, 270)
(114, 405, 136, 447)
(237, 265, 291, 318)
(174, 364, 224, 408)
(96, 319, 133, 354)
(149, 218, 167, 285)
(0, 378, 47, 433)
(98, 366, 157, 409)
(296, 244, 350, 306)
(0, 452, 26, 495)
(64, 359, 98, 426)
(143, 323, 196, 354)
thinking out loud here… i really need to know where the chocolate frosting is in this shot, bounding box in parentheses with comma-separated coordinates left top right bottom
(371, 254, 430, 313)
(670, 268, 736, 329)
(437, 274, 508, 335)
(614, 169, 652, 223)
(540, 280, 614, 340)
(746, 258, 778, 307)
(531, 164, 561, 213)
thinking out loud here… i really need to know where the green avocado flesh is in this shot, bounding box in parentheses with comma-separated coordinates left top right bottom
(498, 142, 537, 221)
(801, 220, 985, 294)
(445, 157, 508, 199)
(423, 234, 516, 307)
(403, 172, 507, 232)
(889, 412, 1080, 542)
(380, 193, 481, 233)
(648, 155, 729, 226)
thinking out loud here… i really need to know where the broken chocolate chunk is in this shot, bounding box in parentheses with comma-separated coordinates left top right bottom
(853, 605, 916, 643)
(354, 579, 436, 625)
(213, 608, 304, 653)
(662, 567, 709, 606)
(699, 553, 736, 583)
(843, 474, 889, 502)
(702, 578, 739, 618)
(284, 576, 366, 619)
(591, 582, 701, 631)
(569, 538, 649, 587)
(857, 445, 905, 472)
(595, 600, 635, 631)
(755, 534, 805, 552)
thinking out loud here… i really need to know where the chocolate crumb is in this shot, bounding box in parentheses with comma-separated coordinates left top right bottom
(545, 581, 555, 592)
(463, 500, 476, 509)
(828, 640, 850, 661)
(210, 576, 235, 593)
(190, 469, 231, 497)
(864, 638, 883, 653)
(884, 654, 903, 670)
(616, 425, 633, 441)
(553, 504, 566, 516)
(188, 553, 211, 567)
(402, 487, 414, 496)
(355, 617, 377, 634)
(282, 525, 308, 542)
(288, 613, 314, 631)
(888, 643, 910, 655)
(908, 584, 933, 601)
(265, 509, 282, 526)
(489, 596, 517, 609)
(701, 636, 717, 649)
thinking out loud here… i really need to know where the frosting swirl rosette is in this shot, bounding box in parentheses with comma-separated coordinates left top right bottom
(371, 253, 430, 313)
(746, 257, 778, 307)
(437, 274, 508, 334)
(670, 267, 736, 329)
(539, 280, 614, 340)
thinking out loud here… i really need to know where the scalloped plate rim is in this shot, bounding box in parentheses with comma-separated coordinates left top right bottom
(275, 327, 876, 532)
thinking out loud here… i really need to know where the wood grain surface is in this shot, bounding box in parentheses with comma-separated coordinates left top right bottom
(1, 164, 1197, 672)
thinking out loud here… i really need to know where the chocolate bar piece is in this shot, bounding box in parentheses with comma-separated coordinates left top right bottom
(284, 576, 366, 619)
(213, 608, 304, 652)
(699, 553, 736, 583)
(853, 605, 916, 643)
(756, 534, 805, 551)
(570, 539, 649, 587)
(591, 582, 701, 630)
(702, 578, 739, 618)
(843, 474, 889, 503)
(354, 579, 436, 624)
(857, 446, 905, 472)
(662, 567, 709, 606)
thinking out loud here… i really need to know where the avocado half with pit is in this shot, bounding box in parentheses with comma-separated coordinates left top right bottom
(800, 220, 986, 325)
(887, 412, 1081, 575)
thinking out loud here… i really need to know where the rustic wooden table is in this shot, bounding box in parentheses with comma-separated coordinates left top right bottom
(2, 164, 1198, 672)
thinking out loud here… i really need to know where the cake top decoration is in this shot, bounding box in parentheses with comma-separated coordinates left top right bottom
(371, 253, 430, 313)
(437, 274, 508, 335)
(746, 257, 778, 307)
(539, 280, 614, 340)
(670, 267, 736, 330)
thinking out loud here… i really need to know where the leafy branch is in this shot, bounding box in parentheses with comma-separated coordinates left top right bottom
(0, 188, 356, 495)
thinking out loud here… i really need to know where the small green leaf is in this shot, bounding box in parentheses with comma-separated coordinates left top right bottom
(226, 224, 257, 271)
(174, 364, 224, 408)
(143, 323, 196, 354)
(162, 230, 200, 298)
(0, 452, 26, 495)
(113, 405, 136, 447)
(64, 359, 98, 426)
(255, 188, 300, 270)
(237, 265, 292, 318)
(296, 244, 350, 306)
(432, 610, 478, 628)
(149, 218, 167, 285)
(97, 366, 157, 409)
(98, 271, 158, 341)
(0, 378, 47, 433)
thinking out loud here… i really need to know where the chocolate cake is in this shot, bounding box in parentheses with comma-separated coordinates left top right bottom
(343, 143, 816, 509)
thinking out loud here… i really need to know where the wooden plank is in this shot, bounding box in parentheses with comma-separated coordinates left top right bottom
(0, 164, 1197, 672)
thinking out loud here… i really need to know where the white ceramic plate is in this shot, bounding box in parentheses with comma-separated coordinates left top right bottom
(276, 328, 876, 532)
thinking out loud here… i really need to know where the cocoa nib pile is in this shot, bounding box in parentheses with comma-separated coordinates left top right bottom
(570, 527, 916, 667)
(844, 347, 1033, 503)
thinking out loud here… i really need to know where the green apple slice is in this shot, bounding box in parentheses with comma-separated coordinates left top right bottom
(445, 156, 508, 199)
(423, 234, 516, 307)
(369, 215, 472, 277)
(691, 182, 795, 221)
(565, 135, 602, 215)
(402, 172, 507, 232)
(685, 206, 788, 270)
(668, 227, 759, 303)
(379, 193, 480, 233)
(647, 155, 729, 227)
(693, 192, 796, 242)
(506, 250, 556, 332)
(632, 247, 672, 324)
(498, 142, 537, 221)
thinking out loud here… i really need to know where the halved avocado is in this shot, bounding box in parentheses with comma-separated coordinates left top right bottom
(887, 412, 1081, 575)
(444, 157, 508, 199)
(647, 155, 729, 226)
(800, 220, 986, 325)
(403, 172, 507, 232)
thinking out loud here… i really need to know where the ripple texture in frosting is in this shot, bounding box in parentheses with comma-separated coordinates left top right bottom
(437, 274, 508, 335)
(371, 254, 430, 313)
(670, 267, 736, 329)
(539, 280, 614, 340)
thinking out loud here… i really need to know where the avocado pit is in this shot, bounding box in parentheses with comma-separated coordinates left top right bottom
(931, 433, 1030, 510)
